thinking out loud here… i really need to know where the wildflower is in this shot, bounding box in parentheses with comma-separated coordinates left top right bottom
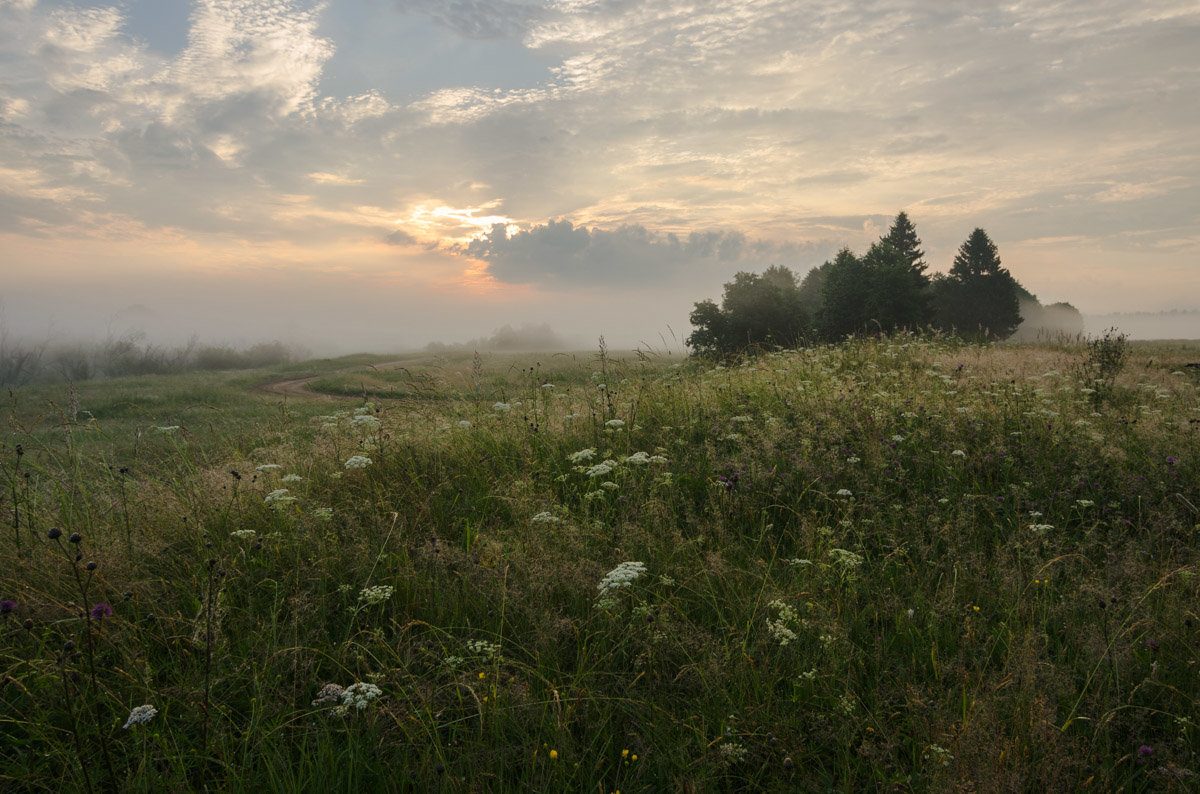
(530, 511, 562, 524)
(344, 455, 373, 469)
(836, 488, 853, 497)
(951, 449, 966, 457)
(568, 448, 597, 463)
(230, 529, 256, 539)
(467, 639, 501, 658)
(338, 682, 382, 713)
(584, 461, 616, 478)
(718, 742, 747, 762)
(358, 585, 394, 606)
(890, 434, 905, 443)
(281, 474, 302, 483)
(312, 507, 333, 520)
(123, 704, 158, 729)
(600, 481, 619, 490)
(1136, 744, 1154, 762)
(311, 683, 345, 705)
(90, 603, 113, 621)
(846, 456, 860, 464)
(458, 420, 472, 428)
(263, 488, 296, 508)
(350, 415, 380, 429)
(354, 405, 374, 415)
(828, 548, 863, 567)
(766, 599, 799, 646)
(923, 743, 953, 767)
(255, 464, 281, 472)
(604, 418, 625, 429)
(624, 451, 652, 465)
(1028, 523, 1054, 534)
(1, 600, 16, 615)
(549, 749, 558, 760)
(597, 561, 646, 603)
(492, 402, 511, 412)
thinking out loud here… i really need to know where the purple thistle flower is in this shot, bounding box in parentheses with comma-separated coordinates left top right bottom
(90, 603, 113, 621)
(1, 599, 16, 615)
(1164, 456, 1178, 465)
(1136, 745, 1154, 762)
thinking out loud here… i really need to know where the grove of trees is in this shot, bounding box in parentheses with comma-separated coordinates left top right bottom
(688, 212, 1074, 356)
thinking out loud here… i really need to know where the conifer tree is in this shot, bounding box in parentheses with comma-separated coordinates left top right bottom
(934, 228, 1022, 340)
(881, 210, 926, 275)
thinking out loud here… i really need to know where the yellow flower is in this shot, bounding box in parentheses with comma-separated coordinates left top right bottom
(549, 749, 558, 760)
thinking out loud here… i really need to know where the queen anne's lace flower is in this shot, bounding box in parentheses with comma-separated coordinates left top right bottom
(344, 455, 373, 469)
(358, 585, 393, 605)
(123, 704, 157, 729)
(568, 448, 596, 463)
(264, 489, 296, 508)
(597, 561, 646, 595)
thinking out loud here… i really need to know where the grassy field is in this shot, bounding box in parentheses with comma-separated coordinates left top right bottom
(2, 336, 1198, 791)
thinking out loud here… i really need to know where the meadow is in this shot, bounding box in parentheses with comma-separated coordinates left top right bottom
(2, 335, 1198, 791)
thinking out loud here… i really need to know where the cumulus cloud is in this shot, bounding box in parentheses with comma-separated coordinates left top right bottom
(463, 219, 808, 287)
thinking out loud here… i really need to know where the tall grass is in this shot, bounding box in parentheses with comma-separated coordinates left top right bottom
(2, 337, 1198, 791)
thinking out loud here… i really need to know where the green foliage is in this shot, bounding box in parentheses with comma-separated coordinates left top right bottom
(1080, 327, 1130, 406)
(3, 340, 1199, 789)
(881, 209, 927, 275)
(687, 265, 809, 356)
(814, 248, 873, 339)
(934, 228, 1022, 340)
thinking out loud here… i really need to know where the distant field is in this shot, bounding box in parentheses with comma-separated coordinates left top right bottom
(2, 337, 1198, 791)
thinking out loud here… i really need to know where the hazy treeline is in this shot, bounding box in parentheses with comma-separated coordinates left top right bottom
(0, 330, 306, 387)
(689, 212, 1085, 356)
(424, 323, 568, 354)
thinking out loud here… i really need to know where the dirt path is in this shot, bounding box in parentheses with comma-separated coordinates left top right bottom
(253, 359, 418, 399)
(254, 373, 332, 399)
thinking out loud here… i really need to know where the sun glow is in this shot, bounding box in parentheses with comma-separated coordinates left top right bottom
(397, 201, 520, 246)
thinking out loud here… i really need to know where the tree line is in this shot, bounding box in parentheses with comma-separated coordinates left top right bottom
(688, 212, 1080, 357)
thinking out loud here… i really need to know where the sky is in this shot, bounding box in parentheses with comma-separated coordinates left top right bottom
(1, 0, 1198, 352)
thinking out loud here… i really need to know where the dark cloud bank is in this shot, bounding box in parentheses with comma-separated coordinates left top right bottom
(464, 219, 815, 287)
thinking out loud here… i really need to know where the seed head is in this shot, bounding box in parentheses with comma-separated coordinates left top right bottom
(68, 533, 82, 544)
(48, 527, 62, 540)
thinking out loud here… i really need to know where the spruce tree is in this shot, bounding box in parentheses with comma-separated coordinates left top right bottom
(935, 228, 1022, 340)
(882, 211, 926, 275)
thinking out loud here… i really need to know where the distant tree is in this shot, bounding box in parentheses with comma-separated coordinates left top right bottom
(863, 241, 932, 332)
(881, 210, 926, 275)
(815, 248, 873, 340)
(933, 228, 1022, 340)
(1011, 283, 1085, 341)
(687, 266, 808, 356)
(796, 260, 832, 318)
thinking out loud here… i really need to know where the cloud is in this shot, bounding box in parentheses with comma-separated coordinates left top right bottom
(462, 218, 809, 287)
